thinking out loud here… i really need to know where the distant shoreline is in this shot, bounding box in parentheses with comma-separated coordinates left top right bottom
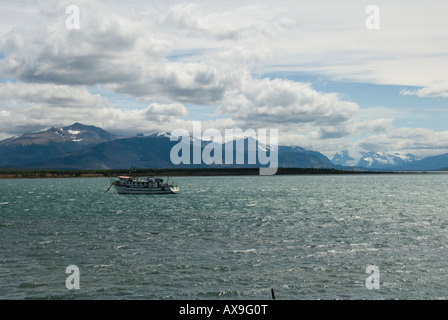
(0, 167, 443, 179)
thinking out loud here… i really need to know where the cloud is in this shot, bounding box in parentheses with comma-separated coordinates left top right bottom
(0, 82, 107, 108)
(219, 77, 359, 128)
(160, 3, 296, 42)
(0, 2, 247, 106)
(0, 0, 447, 159)
(312, 117, 392, 140)
(356, 118, 395, 135)
(112, 61, 236, 105)
(358, 128, 448, 157)
(145, 102, 188, 122)
(400, 83, 448, 98)
(0, 102, 191, 137)
(145, 103, 187, 117)
(2, 0, 448, 89)
(0, 5, 159, 87)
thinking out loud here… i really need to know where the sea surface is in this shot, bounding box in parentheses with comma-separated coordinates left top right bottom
(0, 174, 447, 300)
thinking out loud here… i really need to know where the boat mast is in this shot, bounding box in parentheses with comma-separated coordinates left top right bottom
(130, 160, 139, 179)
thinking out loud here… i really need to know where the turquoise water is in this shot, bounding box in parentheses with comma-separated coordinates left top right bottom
(0, 174, 447, 299)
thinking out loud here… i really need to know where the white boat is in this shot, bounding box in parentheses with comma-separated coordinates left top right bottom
(106, 168, 179, 194)
(112, 176, 180, 194)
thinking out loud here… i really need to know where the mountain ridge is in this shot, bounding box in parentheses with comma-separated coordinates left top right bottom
(331, 150, 448, 171)
(0, 123, 119, 167)
(23, 134, 334, 170)
(2, 123, 448, 170)
(332, 150, 419, 169)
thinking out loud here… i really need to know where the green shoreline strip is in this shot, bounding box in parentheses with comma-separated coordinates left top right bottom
(0, 167, 424, 179)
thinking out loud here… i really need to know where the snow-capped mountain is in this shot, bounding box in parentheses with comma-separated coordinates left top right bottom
(145, 131, 172, 139)
(0, 123, 118, 167)
(357, 152, 418, 169)
(0, 125, 334, 169)
(332, 150, 419, 169)
(0, 122, 117, 148)
(331, 150, 357, 167)
(2, 123, 446, 170)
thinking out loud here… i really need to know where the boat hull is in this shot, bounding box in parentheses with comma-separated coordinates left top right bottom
(113, 184, 180, 194)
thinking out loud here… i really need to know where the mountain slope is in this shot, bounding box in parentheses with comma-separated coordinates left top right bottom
(331, 150, 357, 167)
(30, 135, 177, 169)
(402, 153, 448, 170)
(357, 152, 418, 169)
(12, 123, 447, 171)
(278, 146, 333, 168)
(331, 150, 418, 169)
(331, 150, 448, 170)
(26, 134, 334, 170)
(0, 123, 118, 167)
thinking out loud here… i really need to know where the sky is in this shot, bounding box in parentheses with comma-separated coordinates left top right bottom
(0, 0, 447, 159)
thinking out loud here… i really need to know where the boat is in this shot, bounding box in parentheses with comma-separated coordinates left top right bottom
(106, 167, 180, 195)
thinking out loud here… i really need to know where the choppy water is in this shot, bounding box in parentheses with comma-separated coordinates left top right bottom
(0, 174, 447, 300)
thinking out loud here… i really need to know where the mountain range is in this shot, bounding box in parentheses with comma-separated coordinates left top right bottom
(331, 150, 448, 171)
(0, 123, 118, 168)
(332, 150, 418, 169)
(0, 123, 334, 170)
(1, 123, 447, 171)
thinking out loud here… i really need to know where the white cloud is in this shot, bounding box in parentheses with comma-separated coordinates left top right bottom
(1, 0, 448, 88)
(160, 3, 296, 42)
(0, 102, 191, 138)
(0, 0, 447, 159)
(145, 103, 187, 117)
(219, 77, 359, 127)
(0, 82, 107, 108)
(356, 118, 395, 135)
(112, 61, 237, 105)
(400, 83, 448, 98)
(358, 128, 448, 157)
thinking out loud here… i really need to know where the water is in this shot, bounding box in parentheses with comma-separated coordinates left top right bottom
(0, 174, 447, 300)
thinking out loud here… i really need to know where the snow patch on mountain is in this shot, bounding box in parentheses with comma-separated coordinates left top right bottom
(332, 150, 419, 169)
(331, 150, 357, 166)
